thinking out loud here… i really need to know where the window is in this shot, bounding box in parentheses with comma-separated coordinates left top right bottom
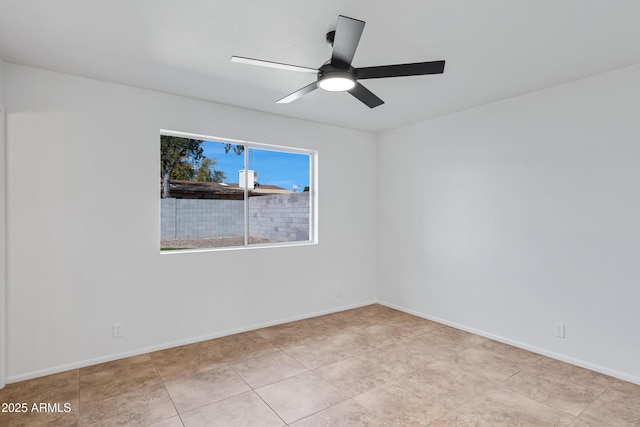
(160, 130, 316, 251)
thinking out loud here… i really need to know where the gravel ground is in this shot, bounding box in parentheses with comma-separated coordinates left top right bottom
(161, 236, 271, 249)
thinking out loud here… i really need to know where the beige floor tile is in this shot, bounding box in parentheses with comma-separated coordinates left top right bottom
(430, 388, 576, 426)
(356, 304, 402, 315)
(354, 376, 450, 426)
(291, 399, 389, 426)
(479, 340, 543, 365)
(262, 314, 355, 345)
(306, 312, 354, 330)
(284, 331, 370, 369)
(501, 369, 605, 416)
(404, 361, 492, 410)
(80, 383, 176, 426)
(255, 323, 319, 348)
(164, 364, 250, 413)
(529, 357, 613, 391)
(0, 370, 80, 427)
(610, 378, 640, 396)
(568, 418, 595, 427)
(430, 326, 488, 346)
(341, 329, 389, 351)
(404, 330, 473, 362)
(150, 341, 226, 381)
(149, 415, 185, 427)
(328, 311, 383, 329)
(80, 354, 162, 403)
(208, 331, 279, 364)
(314, 356, 396, 397)
(255, 371, 347, 424)
(80, 354, 151, 376)
(231, 350, 308, 388)
(449, 346, 525, 383)
(180, 391, 284, 427)
(358, 341, 435, 376)
(361, 323, 418, 344)
(5, 305, 637, 427)
(365, 305, 416, 321)
(578, 381, 640, 426)
(329, 305, 408, 329)
(387, 315, 444, 336)
(0, 403, 79, 427)
(0, 369, 79, 404)
(287, 316, 357, 342)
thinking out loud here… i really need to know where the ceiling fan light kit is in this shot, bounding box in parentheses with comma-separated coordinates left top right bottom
(231, 15, 445, 108)
(317, 66, 356, 91)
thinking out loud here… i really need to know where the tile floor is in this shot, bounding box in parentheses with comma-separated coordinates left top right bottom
(1, 304, 639, 426)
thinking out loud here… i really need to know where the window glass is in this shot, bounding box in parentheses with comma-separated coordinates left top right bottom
(160, 132, 314, 251)
(248, 147, 311, 243)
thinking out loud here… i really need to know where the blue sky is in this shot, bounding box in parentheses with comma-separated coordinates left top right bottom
(201, 140, 310, 191)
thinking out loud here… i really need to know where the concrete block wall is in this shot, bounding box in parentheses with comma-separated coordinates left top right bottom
(160, 193, 309, 241)
(249, 193, 310, 242)
(160, 198, 177, 239)
(161, 198, 244, 240)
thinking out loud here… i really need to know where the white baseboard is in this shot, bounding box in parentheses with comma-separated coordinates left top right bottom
(377, 300, 640, 386)
(8, 298, 638, 387)
(4, 300, 375, 385)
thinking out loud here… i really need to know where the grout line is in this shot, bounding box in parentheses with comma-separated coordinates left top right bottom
(149, 353, 183, 425)
(252, 389, 289, 426)
(5, 305, 635, 426)
(573, 381, 611, 420)
(76, 368, 81, 426)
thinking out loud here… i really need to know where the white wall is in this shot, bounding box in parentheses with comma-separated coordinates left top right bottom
(4, 64, 377, 382)
(377, 64, 640, 384)
(0, 57, 4, 100)
(0, 56, 7, 387)
(8, 59, 640, 386)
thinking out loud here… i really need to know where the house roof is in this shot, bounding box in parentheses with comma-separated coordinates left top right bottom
(164, 180, 292, 198)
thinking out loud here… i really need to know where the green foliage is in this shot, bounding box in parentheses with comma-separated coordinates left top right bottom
(195, 157, 226, 183)
(161, 136, 243, 198)
(161, 135, 204, 173)
(170, 160, 197, 180)
(224, 143, 244, 156)
(161, 135, 204, 198)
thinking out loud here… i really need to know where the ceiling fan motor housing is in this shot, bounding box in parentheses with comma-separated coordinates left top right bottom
(317, 63, 356, 91)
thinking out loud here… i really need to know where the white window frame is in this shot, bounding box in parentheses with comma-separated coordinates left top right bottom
(160, 129, 318, 253)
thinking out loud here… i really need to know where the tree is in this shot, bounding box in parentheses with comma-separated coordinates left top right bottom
(161, 135, 203, 198)
(224, 143, 244, 156)
(171, 159, 197, 181)
(195, 157, 226, 183)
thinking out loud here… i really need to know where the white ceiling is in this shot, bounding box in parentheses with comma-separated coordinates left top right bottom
(1, 0, 640, 133)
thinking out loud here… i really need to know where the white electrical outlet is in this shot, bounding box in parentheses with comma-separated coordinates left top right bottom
(554, 323, 565, 339)
(113, 323, 124, 338)
(336, 286, 342, 297)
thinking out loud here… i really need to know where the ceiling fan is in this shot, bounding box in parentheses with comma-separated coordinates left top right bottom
(231, 15, 445, 108)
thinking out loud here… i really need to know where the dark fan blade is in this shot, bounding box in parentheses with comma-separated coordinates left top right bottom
(357, 60, 445, 79)
(276, 82, 318, 103)
(348, 82, 384, 108)
(231, 56, 318, 74)
(331, 15, 365, 69)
